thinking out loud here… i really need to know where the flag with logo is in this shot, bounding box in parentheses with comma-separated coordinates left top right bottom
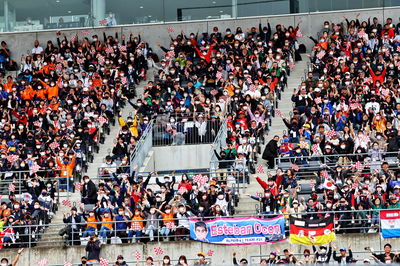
(289, 216, 336, 245)
(380, 210, 400, 238)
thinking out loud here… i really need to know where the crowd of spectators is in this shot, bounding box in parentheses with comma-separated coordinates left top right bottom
(62, 20, 305, 245)
(258, 15, 400, 233)
(0, 31, 150, 247)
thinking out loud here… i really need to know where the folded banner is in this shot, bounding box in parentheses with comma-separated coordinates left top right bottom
(189, 216, 285, 245)
(380, 210, 400, 238)
(290, 216, 335, 245)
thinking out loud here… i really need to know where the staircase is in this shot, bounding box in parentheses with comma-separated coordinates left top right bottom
(235, 59, 309, 215)
(35, 71, 155, 248)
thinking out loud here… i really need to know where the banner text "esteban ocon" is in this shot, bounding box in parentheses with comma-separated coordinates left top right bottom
(210, 223, 281, 237)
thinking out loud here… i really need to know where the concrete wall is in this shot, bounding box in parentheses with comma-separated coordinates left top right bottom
(0, 234, 398, 265)
(142, 144, 212, 172)
(3, 6, 400, 65)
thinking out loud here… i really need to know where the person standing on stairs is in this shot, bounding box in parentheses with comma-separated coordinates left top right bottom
(262, 135, 279, 168)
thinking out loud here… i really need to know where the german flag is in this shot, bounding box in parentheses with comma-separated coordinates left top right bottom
(289, 216, 336, 245)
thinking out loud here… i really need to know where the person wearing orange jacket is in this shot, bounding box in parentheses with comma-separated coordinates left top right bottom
(38, 78, 60, 99)
(99, 211, 113, 243)
(20, 85, 35, 101)
(56, 151, 76, 192)
(82, 210, 98, 238)
(3, 76, 15, 93)
(34, 84, 47, 100)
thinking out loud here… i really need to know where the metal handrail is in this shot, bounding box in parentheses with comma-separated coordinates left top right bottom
(129, 120, 154, 174)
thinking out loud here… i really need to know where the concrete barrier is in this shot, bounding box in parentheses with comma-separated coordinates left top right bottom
(0, 234, 398, 265)
(2, 6, 400, 65)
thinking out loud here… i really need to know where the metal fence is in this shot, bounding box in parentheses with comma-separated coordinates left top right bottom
(129, 120, 154, 175)
(274, 151, 400, 173)
(152, 117, 223, 147)
(0, 168, 72, 201)
(1, 209, 397, 250)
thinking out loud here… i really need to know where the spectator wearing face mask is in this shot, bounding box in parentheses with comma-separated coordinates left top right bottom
(128, 208, 144, 243)
(98, 211, 113, 243)
(313, 243, 332, 264)
(62, 206, 82, 246)
(156, 204, 174, 240)
(0, 248, 23, 266)
(174, 204, 192, 240)
(81, 176, 98, 204)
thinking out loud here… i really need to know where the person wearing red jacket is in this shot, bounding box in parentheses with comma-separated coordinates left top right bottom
(194, 43, 215, 63)
(254, 175, 279, 196)
(369, 65, 386, 86)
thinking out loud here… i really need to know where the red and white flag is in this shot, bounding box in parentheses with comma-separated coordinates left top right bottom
(118, 44, 127, 52)
(99, 257, 109, 266)
(121, 76, 128, 85)
(30, 163, 41, 174)
(200, 175, 209, 184)
(275, 109, 282, 116)
(38, 258, 48, 266)
(299, 141, 308, 149)
(216, 71, 223, 80)
(314, 97, 322, 104)
(8, 184, 15, 193)
(98, 116, 108, 125)
(325, 130, 336, 138)
(61, 200, 72, 207)
(99, 19, 107, 25)
(246, 77, 252, 84)
(256, 164, 265, 174)
(81, 29, 90, 36)
(397, 46, 400, 52)
(154, 247, 164, 255)
(105, 46, 114, 54)
(6, 155, 19, 163)
(207, 250, 215, 256)
(354, 161, 364, 172)
(133, 251, 141, 260)
(296, 29, 303, 37)
(166, 50, 175, 58)
(311, 144, 320, 153)
(290, 163, 300, 171)
(316, 50, 326, 60)
(75, 183, 82, 191)
(178, 187, 187, 195)
(323, 178, 335, 190)
(192, 174, 202, 183)
(64, 262, 72, 266)
(49, 141, 59, 150)
(98, 55, 105, 64)
(70, 34, 78, 43)
(167, 27, 174, 33)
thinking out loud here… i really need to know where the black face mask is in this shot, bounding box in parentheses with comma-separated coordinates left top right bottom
(82, 261, 87, 264)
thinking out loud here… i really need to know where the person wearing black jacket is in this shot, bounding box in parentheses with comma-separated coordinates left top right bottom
(82, 176, 98, 204)
(371, 243, 400, 263)
(258, 20, 272, 43)
(63, 206, 82, 246)
(233, 252, 248, 265)
(86, 235, 101, 263)
(313, 244, 332, 264)
(262, 135, 279, 168)
(332, 244, 353, 264)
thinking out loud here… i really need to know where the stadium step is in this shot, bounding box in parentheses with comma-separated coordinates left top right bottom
(35, 70, 155, 248)
(235, 59, 309, 215)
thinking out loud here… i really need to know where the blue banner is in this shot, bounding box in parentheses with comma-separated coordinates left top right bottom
(189, 216, 285, 245)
